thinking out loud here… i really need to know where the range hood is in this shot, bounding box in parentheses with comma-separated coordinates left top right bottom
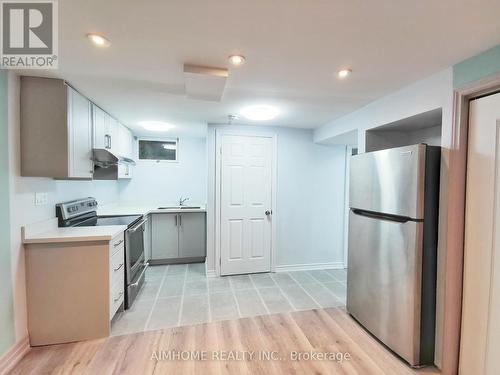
(92, 149, 136, 167)
(92, 149, 136, 180)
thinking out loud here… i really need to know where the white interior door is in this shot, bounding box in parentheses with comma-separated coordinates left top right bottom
(460, 92, 500, 375)
(219, 134, 274, 275)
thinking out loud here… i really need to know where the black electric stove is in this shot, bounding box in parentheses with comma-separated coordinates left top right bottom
(55, 197, 148, 310)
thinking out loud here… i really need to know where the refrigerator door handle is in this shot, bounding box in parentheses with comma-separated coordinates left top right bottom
(351, 208, 414, 223)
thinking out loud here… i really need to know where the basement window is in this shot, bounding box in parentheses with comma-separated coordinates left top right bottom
(138, 138, 178, 162)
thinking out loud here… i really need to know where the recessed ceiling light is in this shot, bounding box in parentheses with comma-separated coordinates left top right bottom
(139, 121, 174, 132)
(228, 55, 246, 66)
(240, 105, 280, 121)
(337, 68, 352, 79)
(87, 33, 111, 47)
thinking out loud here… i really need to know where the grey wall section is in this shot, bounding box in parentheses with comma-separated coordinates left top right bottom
(453, 44, 500, 88)
(0, 71, 16, 356)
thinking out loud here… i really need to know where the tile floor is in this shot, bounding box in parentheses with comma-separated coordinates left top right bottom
(111, 263, 347, 336)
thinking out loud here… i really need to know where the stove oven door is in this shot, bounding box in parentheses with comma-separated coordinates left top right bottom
(125, 217, 148, 308)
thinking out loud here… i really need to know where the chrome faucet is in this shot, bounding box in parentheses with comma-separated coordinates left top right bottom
(179, 197, 190, 206)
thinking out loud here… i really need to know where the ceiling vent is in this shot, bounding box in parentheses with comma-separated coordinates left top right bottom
(183, 64, 228, 102)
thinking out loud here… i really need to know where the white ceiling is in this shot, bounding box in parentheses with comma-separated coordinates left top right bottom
(18, 0, 500, 137)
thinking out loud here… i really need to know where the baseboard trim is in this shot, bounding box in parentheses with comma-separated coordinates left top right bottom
(0, 336, 30, 375)
(275, 262, 345, 272)
(206, 270, 217, 278)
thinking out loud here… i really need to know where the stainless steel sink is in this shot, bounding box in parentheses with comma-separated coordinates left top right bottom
(157, 206, 201, 210)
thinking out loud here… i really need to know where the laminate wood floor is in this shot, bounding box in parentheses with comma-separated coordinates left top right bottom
(9, 307, 440, 375)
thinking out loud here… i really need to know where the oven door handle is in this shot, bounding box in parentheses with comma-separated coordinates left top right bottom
(128, 219, 146, 233)
(130, 262, 149, 288)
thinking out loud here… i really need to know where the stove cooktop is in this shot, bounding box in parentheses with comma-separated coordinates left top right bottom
(74, 215, 142, 228)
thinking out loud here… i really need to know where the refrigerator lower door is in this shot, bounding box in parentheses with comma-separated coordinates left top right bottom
(347, 210, 424, 366)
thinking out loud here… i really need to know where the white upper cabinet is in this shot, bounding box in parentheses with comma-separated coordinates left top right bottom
(20, 77, 94, 179)
(108, 116, 120, 154)
(92, 104, 110, 150)
(68, 89, 93, 179)
(92, 106, 134, 159)
(117, 123, 133, 158)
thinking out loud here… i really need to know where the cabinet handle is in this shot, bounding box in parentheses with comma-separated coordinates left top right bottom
(105, 135, 112, 149)
(114, 263, 124, 272)
(179, 214, 181, 226)
(114, 291, 124, 302)
(114, 239, 124, 247)
(175, 215, 177, 226)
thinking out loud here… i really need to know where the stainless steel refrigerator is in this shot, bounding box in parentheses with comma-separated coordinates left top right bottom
(347, 144, 440, 367)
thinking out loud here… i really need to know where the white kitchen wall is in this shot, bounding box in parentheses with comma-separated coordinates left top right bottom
(117, 136, 207, 205)
(206, 125, 347, 274)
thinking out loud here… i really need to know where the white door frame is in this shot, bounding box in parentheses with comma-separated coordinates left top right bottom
(214, 129, 278, 277)
(440, 72, 500, 375)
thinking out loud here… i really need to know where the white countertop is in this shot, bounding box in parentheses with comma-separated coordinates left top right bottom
(22, 203, 206, 245)
(97, 203, 206, 217)
(23, 225, 127, 244)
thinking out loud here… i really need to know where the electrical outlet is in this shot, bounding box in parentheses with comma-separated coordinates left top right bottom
(34, 192, 48, 206)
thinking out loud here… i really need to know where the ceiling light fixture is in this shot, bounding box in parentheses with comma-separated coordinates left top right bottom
(87, 33, 111, 47)
(139, 121, 174, 132)
(228, 55, 246, 66)
(240, 105, 280, 121)
(337, 68, 352, 79)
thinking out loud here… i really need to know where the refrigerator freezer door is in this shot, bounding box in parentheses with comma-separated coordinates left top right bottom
(347, 209, 424, 366)
(349, 144, 426, 219)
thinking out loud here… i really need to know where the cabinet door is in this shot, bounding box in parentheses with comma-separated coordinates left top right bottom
(92, 104, 109, 149)
(178, 213, 206, 258)
(151, 214, 179, 259)
(124, 126, 134, 158)
(68, 88, 93, 178)
(116, 123, 131, 158)
(109, 117, 121, 155)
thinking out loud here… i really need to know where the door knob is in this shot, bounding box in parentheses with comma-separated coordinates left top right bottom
(265, 210, 272, 216)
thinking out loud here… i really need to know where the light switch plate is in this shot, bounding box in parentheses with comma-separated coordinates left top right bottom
(34, 192, 48, 206)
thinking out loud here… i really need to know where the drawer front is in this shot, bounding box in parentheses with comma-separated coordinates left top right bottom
(110, 249, 125, 288)
(110, 279, 124, 320)
(110, 233, 125, 256)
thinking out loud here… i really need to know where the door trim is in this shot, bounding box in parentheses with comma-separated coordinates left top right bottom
(442, 72, 500, 375)
(214, 129, 277, 277)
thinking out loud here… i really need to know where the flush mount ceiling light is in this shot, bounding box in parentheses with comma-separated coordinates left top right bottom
(337, 68, 352, 79)
(139, 121, 174, 132)
(86, 33, 111, 47)
(240, 105, 280, 121)
(228, 55, 246, 66)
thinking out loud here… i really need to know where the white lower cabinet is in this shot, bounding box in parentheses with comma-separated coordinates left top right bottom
(109, 233, 125, 320)
(151, 212, 206, 262)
